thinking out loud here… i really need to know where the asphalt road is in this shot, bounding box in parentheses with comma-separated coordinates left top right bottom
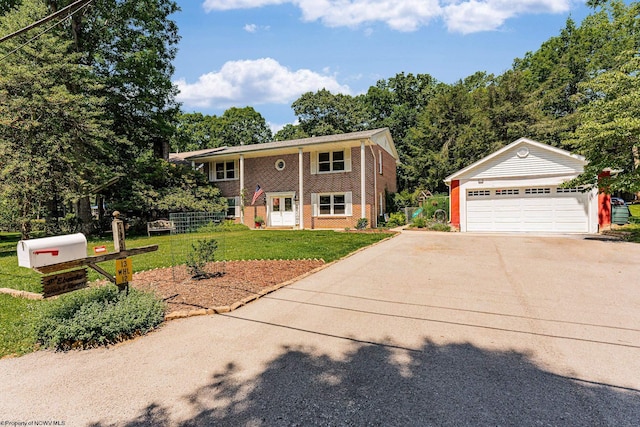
(1, 231, 639, 426)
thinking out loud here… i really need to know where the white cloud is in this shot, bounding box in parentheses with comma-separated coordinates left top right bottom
(175, 58, 352, 109)
(202, 0, 578, 33)
(442, 0, 575, 34)
(244, 23, 271, 32)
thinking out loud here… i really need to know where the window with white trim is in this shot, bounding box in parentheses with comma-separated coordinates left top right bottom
(525, 188, 551, 194)
(311, 192, 352, 216)
(495, 189, 519, 196)
(226, 197, 240, 217)
(378, 150, 383, 175)
(212, 160, 237, 181)
(311, 149, 351, 174)
(468, 190, 490, 197)
(318, 150, 344, 172)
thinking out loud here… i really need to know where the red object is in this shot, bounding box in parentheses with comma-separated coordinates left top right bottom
(94, 245, 107, 254)
(450, 180, 460, 229)
(34, 249, 59, 256)
(598, 171, 611, 229)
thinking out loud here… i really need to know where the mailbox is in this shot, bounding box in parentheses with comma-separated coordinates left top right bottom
(17, 233, 87, 269)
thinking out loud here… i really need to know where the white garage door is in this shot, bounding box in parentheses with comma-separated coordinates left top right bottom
(466, 187, 589, 233)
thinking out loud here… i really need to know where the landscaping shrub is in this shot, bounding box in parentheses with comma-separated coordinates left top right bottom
(33, 286, 165, 350)
(356, 218, 369, 230)
(186, 238, 218, 278)
(198, 220, 249, 233)
(426, 222, 451, 232)
(412, 217, 427, 228)
(386, 212, 406, 228)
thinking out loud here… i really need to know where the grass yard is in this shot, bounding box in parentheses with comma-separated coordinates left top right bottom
(629, 204, 640, 218)
(0, 229, 393, 358)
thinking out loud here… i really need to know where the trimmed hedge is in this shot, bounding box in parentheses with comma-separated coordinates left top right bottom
(34, 286, 166, 350)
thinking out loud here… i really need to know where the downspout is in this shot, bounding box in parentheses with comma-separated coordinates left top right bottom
(368, 143, 378, 228)
(360, 140, 366, 223)
(298, 148, 304, 230)
(239, 154, 245, 226)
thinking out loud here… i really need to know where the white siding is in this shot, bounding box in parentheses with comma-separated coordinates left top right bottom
(470, 145, 584, 180)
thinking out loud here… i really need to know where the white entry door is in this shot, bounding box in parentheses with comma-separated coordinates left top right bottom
(269, 194, 296, 227)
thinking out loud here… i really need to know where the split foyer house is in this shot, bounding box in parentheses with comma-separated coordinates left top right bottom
(170, 128, 399, 229)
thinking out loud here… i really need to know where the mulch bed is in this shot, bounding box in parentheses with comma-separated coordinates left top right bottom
(126, 259, 325, 317)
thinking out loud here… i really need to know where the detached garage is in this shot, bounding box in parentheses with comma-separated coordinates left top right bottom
(444, 138, 601, 234)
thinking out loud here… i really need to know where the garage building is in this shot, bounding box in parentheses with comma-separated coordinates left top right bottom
(444, 138, 607, 234)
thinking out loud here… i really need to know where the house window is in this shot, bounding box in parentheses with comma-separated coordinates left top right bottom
(318, 150, 345, 172)
(226, 197, 237, 217)
(312, 192, 352, 216)
(319, 194, 345, 215)
(213, 161, 236, 181)
(378, 150, 383, 175)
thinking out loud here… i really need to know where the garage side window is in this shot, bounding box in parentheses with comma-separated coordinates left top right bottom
(556, 188, 580, 193)
(495, 189, 519, 196)
(468, 190, 490, 197)
(525, 188, 551, 194)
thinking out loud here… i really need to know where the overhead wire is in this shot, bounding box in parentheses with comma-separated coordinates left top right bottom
(0, 0, 93, 63)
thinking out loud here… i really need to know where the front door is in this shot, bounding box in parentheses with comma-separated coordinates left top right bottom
(269, 194, 295, 227)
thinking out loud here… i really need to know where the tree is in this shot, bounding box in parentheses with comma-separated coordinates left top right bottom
(47, 0, 181, 161)
(171, 112, 224, 152)
(218, 106, 272, 146)
(0, 0, 114, 238)
(292, 89, 368, 136)
(273, 124, 308, 141)
(0, 0, 21, 15)
(566, 0, 640, 192)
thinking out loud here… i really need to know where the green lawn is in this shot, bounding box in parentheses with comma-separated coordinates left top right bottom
(629, 204, 640, 218)
(0, 229, 394, 358)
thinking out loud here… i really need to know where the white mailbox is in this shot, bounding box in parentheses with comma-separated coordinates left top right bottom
(17, 233, 87, 269)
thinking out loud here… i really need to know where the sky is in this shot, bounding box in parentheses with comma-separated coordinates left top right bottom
(172, 0, 597, 132)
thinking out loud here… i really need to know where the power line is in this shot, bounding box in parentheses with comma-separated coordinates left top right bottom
(0, 0, 92, 44)
(0, 0, 93, 63)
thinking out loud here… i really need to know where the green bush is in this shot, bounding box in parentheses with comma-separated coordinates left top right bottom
(426, 222, 451, 232)
(186, 238, 218, 278)
(33, 286, 165, 351)
(198, 220, 249, 233)
(356, 218, 369, 230)
(412, 217, 427, 228)
(386, 212, 406, 227)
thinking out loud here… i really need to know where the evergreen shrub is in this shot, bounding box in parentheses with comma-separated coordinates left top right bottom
(34, 286, 165, 351)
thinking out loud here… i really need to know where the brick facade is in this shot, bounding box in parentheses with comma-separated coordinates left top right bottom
(178, 129, 399, 230)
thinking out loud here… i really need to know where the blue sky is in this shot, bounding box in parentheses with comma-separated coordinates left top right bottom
(172, 1, 596, 132)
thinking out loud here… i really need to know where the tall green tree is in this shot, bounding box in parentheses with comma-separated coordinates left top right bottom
(0, 0, 114, 238)
(292, 89, 368, 136)
(171, 107, 272, 152)
(218, 106, 272, 146)
(48, 0, 181, 161)
(568, 1, 640, 192)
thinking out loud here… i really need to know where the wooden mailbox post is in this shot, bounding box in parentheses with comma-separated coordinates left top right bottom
(30, 211, 158, 297)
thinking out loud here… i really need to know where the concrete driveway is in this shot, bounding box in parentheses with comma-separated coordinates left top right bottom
(1, 231, 639, 426)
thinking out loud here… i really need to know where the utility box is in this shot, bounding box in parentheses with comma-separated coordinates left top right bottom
(17, 233, 87, 269)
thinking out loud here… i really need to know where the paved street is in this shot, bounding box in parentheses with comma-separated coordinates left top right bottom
(1, 231, 639, 426)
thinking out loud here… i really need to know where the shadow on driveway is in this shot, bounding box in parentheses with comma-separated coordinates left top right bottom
(89, 338, 640, 426)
